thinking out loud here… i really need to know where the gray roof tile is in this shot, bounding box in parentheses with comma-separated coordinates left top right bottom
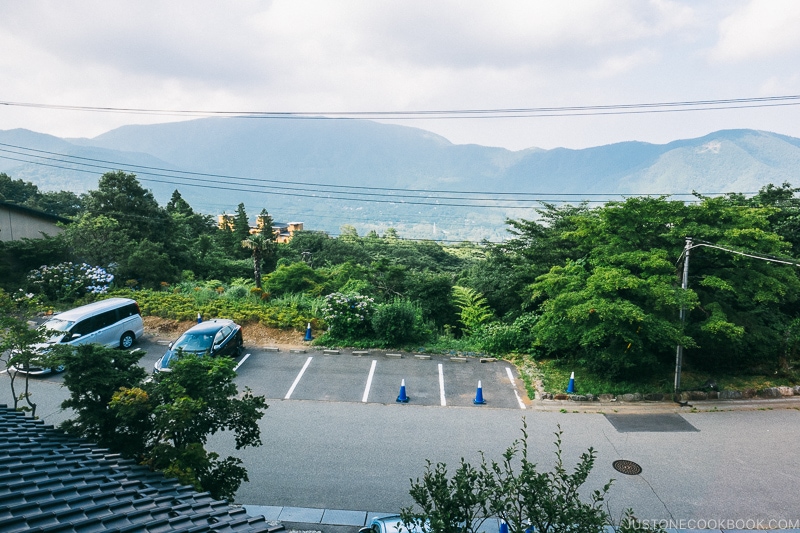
(0, 405, 274, 532)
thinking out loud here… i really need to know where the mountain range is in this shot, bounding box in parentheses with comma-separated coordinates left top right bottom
(1, 118, 799, 241)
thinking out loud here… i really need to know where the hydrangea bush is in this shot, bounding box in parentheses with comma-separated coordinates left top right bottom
(27, 262, 114, 301)
(320, 292, 375, 340)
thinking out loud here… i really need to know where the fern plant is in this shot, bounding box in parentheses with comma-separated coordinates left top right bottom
(452, 286, 494, 336)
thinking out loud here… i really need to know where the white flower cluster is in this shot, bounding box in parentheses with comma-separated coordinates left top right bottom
(321, 292, 375, 332)
(12, 288, 35, 303)
(27, 262, 115, 298)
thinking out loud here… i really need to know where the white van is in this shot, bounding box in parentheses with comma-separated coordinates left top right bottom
(16, 298, 145, 375)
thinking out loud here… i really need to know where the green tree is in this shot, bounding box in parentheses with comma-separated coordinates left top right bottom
(118, 355, 267, 501)
(59, 350, 267, 501)
(0, 173, 39, 204)
(401, 422, 657, 533)
(0, 289, 51, 417)
(117, 239, 178, 288)
(403, 271, 457, 329)
(256, 208, 278, 273)
(0, 173, 82, 216)
(521, 195, 800, 378)
(59, 344, 148, 456)
(241, 233, 270, 289)
(84, 171, 169, 243)
(34, 189, 83, 217)
(233, 203, 251, 255)
(61, 213, 131, 266)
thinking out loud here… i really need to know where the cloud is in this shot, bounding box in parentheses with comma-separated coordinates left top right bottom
(353, 0, 695, 70)
(711, 0, 800, 62)
(3, 0, 799, 150)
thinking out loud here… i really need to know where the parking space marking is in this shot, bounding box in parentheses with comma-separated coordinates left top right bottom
(438, 363, 446, 406)
(362, 360, 377, 403)
(233, 353, 251, 372)
(285, 356, 313, 399)
(506, 366, 526, 409)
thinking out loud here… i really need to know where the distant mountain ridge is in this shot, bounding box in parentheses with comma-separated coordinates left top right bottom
(1, 119, 799, 240)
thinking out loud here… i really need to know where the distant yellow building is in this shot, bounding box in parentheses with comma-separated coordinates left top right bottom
(217, 214, 235, 231)
(218, 214, 303, 243)
(273, 222, 303, 243)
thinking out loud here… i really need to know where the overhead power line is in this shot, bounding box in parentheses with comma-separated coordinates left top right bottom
(0, 142, 724, 197)
(0, 152, 613, 208)
(1, 94, 800, 119)
(0, 142, 747, 209)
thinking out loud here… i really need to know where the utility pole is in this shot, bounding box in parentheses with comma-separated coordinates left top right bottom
(674, 237, 692, 394)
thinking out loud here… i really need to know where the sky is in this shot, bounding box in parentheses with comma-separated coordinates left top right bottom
(2, 0, 800, 151)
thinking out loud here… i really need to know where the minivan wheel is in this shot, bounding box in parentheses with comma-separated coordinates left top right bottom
(120, 332, 135, 349)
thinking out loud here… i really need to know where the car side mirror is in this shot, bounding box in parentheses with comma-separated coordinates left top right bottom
(70, 333, 81, 340)
(168, 342, 173, 349)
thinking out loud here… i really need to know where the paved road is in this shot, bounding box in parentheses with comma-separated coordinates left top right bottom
(221, 401, 800, 526)
(6, 334, 800, 527)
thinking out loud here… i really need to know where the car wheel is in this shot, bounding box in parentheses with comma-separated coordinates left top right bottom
(51, 365, 66, 373)
(235, 338, 244, 357)
(120, 332, 135, 349)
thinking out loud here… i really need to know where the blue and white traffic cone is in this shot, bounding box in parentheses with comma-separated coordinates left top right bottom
(566, 371, 575, 393)
(304, 323, 313, 341)
(473, 380, 486, 405)
(396, 379, 410, 403)
(197, 313, 202, 323)
(499, 521, 508, 533)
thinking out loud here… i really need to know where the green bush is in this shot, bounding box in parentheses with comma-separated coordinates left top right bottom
(110, 288, 318, 329)
(371, 299, 427, 346)
(473, 313, 537, 355)
(320, 292, 374, 340)
(264, 262, 326, 296)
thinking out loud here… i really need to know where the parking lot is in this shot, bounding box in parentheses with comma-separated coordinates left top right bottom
(232, 348, 529, 409)
(134, 333, 530, 409)
(8, 334, 530, 411)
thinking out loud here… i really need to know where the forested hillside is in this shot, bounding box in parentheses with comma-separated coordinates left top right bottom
(2, 171, 800, 394)
(3, 121, 800, 241)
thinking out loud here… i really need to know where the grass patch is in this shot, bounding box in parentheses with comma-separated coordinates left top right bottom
(535, 358, 799, 396)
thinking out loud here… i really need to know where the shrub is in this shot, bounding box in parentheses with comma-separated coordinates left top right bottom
(372, 299, 427, 346)
(320, 292, 374, 340)
(27, 262, 114, 300)
(473, 313, 537, 355)
(110, 289, 317, 329)
(264, 262, 326, 296)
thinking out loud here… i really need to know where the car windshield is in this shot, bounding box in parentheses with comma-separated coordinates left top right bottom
(172, 331, 215, 353)
(39, 318, 74, 343)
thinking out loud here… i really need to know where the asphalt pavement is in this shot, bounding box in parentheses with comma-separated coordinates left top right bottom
(5, 331, 800, 531)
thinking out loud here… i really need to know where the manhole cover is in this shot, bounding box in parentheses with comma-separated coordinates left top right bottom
(612, 460, 642, 475)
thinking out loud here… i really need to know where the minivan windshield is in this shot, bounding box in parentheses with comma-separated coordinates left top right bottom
(172, 332, 214, 353)
(39, 318, 75, 343)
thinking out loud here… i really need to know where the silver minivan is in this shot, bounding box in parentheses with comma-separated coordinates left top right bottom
(16, 298, 145, 375)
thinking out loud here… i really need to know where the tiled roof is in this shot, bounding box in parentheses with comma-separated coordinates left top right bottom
(0, 405, 277, 533)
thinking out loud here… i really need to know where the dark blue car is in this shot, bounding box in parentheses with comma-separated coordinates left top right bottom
(154, 319, 243, 373)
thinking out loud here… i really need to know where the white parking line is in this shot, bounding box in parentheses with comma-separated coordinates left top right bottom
(438, 363, 446, 406)
(285, 356, 313, 399)
(506, 366, 526, 409)
(233, 353, 251, 372)
(362, 360, 377, 402)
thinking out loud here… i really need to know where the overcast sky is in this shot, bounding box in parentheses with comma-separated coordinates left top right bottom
(1, 0, 800, 151)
